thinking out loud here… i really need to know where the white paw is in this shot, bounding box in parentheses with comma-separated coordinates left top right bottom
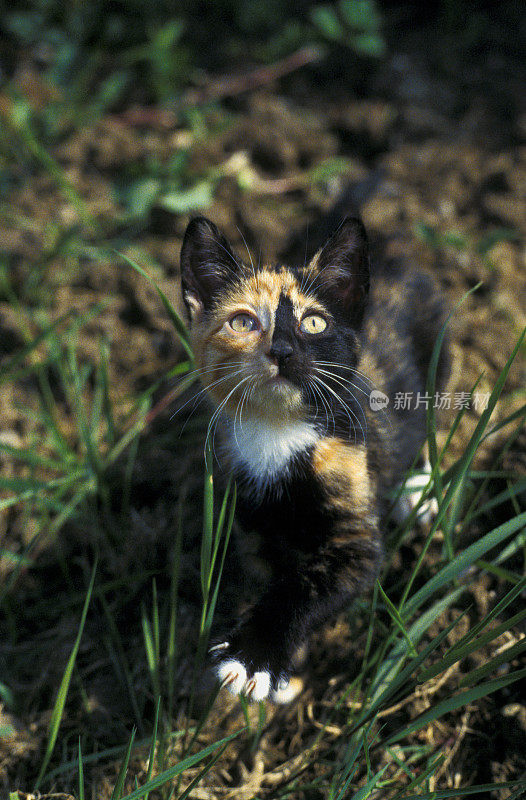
(244, 670, 271, 702)
(394, 460, 438, 526)
(271, 676, 303, 704)
(215, 657, 272, 701)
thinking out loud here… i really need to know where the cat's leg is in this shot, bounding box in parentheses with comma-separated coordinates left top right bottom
(211, 528, 382, 703)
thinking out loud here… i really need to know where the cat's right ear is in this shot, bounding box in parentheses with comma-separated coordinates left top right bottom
(180, 217, 241, 321)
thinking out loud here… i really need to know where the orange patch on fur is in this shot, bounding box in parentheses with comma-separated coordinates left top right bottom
(312, 437, 370, 513)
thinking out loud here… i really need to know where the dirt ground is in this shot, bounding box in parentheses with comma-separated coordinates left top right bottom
(1, 9, 525, 798)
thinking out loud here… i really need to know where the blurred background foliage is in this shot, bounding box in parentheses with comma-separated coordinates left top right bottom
(0, 0, 386, 113)
(1, 0, 522, 226)
(1, 0, 518, 122)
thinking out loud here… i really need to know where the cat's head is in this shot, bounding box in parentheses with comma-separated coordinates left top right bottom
(180, 216, 370, 422)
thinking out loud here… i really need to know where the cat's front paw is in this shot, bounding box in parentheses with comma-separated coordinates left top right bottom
(209, 641, 289, 702)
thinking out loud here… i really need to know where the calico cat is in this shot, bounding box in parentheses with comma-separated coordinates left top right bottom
(180, 215, 449, 703)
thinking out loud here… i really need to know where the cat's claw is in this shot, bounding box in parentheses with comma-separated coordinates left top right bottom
(209, 641, 230, 653)
(216, 658, 247, 695)
(215, 657, 274, 701)
(244, 671, 271, 701)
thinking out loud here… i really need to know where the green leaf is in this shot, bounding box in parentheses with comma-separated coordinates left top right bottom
(0, 681, 15, 707)
(310, 6, 345, 41)
(395, 780, 524, 799)
(340, 0, 381, 30)
(144, 697, 161, 799)
(476, 227, 519, 256)
(418, 578, 526, 683)
(159, 181, 214, 214)
(126, 178, 161, 218)
(351, 32, 386, 57)
(414, 221, 441, 249)
(176, 741, 232, 800)
(340, 763, 389, 800)
(200, 442, 214, 603)
(460, 637, 526, 686)
(78, 737, 85, 800)
(376, 580, 417, 656)
(367, 588, 466, 713)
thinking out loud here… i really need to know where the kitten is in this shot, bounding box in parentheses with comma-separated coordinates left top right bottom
(180, 215, 449, 703)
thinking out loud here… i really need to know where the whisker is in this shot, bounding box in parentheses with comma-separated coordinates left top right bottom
(236, 225, 259, 290)
(313, 365, 371, 399)
(312, 361, 393, 433)
(233, 379, 250, 445)
(312, 364, 393, 437)
(205, 233, 245, 276)
(311, 374, 365, 443)
(309, 375, 336, 436)
(301, 377, 320, 422)
(312, 361, 376, 390)
(204, 375, 251, 462)
(172, 367, 247, 426)
(313, 367, 368, 439)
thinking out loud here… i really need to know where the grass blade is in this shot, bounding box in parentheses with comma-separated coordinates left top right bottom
(34, 559, 98, 790)
(176, 740, 232, 800)
(376, 580, 417, 657)
(396, 780, 524, 799)
(144, 697, 161, 800)
(459, 636, 526, 686)
(382, 667, 526, 747)
(403, 512, 526, 619)
(117, 729, 244, 800)
(110, 727, 137, 800)
(117, 252, 194, 364)
(78, 737, 85, 800)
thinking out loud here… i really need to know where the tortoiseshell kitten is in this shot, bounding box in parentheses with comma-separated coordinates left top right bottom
(180, 215, 449, 703)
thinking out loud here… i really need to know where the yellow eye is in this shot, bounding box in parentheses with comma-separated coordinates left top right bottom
(300, 314, 327, 334)
(229, 313, 259, 333)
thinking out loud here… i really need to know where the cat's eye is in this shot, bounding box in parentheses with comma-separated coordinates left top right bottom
(300, 314, 328, 334)
(229, 313, 259, 333)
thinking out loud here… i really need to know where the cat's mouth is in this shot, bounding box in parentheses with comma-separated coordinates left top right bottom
(264, 368, 296, 390)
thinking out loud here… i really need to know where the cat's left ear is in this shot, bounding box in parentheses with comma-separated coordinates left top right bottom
(180, 216, 242, 321)
(312, 217, 370, 322)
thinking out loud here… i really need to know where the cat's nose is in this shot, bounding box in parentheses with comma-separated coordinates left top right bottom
(269, 339, 294, 365)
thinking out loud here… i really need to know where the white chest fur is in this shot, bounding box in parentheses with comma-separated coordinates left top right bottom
(224, 418, 319, 491)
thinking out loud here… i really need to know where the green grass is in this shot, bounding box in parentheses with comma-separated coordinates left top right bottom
(1, 247, 524, 796)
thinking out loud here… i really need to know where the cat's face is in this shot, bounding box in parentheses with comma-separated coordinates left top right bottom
(180, 217, 370, 423)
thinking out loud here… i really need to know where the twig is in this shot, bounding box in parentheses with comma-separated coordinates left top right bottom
(183, 45, 323, 106)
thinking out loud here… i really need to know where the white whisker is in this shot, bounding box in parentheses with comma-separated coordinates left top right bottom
(204, 375, 252, 463)
(313, 367, 368, 440)
(311, 373, 365, 443)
